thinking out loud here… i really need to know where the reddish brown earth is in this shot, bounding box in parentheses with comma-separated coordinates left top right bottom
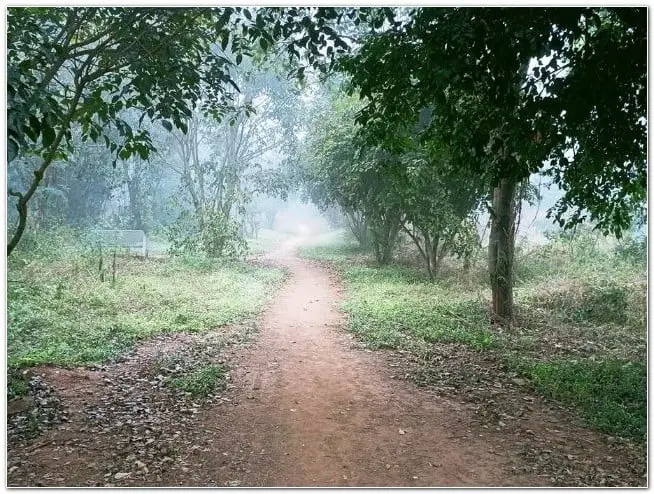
(169, 240, 532, 487)
(6, 239, 646, 487)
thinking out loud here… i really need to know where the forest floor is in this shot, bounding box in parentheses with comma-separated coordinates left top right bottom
(7, 237, 646, 487)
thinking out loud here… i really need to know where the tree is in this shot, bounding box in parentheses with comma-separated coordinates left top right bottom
(6, 7, 268, 255)
(300, 90, 483, 271)
(7, 6, 366, 255)
(162, 62, 298, 256)
(299, 92, 405, 263)
(400, 146, 483, 279)
(338, 7, 646, 323)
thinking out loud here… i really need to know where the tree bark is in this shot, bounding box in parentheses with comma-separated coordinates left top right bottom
(488, 177, 516, 325)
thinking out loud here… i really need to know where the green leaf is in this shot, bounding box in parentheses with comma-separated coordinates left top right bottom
(137, 146, 149, 160)
(161, 120, 173, 132)
(236, 53, 243, 65)
(42, 123, 55, 147)
(28, 115, 41, 140)
(7, 138, 19, 162)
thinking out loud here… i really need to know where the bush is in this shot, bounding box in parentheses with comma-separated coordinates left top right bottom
(167, 210, 248, 259)
(614, 233, 647, 266)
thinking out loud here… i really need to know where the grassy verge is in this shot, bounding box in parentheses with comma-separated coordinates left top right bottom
(299, 229, 647, 441)
(8, 238, 285, 369)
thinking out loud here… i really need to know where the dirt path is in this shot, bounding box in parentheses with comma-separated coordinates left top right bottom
(158, 239, 535, 487)
(7, 239, 644, 487)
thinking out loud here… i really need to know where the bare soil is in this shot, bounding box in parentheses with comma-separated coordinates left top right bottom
(6, 239, 646, 487)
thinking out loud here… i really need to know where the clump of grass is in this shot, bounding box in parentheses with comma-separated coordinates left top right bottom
(339, 264, 496, 351)
(170, 364, 226, 397)
(523, 282, 639, 328)
(7, 369, 30, 400)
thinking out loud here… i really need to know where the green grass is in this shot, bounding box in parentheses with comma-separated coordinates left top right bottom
(504, 356, 647, 439)
(8, 244, 285, 368)
(299, 228, 647, 441)
(7, 369, 30, 400)
(296, 230, 366, 263)
(170, 364, 226, 397)
(342, 265, 496, 351)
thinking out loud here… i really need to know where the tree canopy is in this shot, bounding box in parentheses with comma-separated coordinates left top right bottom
(339, 7, 647, 236)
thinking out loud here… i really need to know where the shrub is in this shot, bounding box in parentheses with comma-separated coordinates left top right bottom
(167, 210, 248, 259)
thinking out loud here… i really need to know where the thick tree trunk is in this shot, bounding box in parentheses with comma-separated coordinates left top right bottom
(488, 177, 516, 325)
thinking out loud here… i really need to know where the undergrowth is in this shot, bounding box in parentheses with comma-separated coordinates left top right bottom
(299, 227, 647, 441)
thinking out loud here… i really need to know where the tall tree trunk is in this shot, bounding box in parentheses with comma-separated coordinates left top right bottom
(488, 177, 516, 325)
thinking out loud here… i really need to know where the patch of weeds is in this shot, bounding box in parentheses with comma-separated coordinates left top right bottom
(614, 235, 647, 266)
(7, 368, 30, 400)
(342, 264, 496, 352)
(7, 248, 285, 368)
(170, 364, 226, 397)
(516, 358, 646, 440)
(527, 283, 631, 326)
(177, 254, 219, 272)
